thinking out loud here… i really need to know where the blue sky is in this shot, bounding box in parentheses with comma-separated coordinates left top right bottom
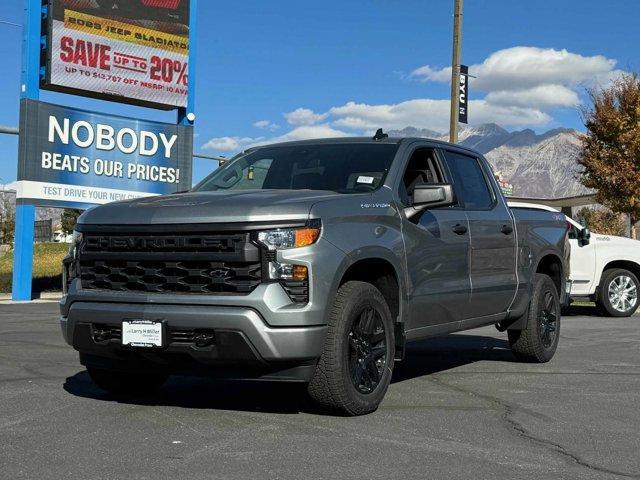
(0, 0, 638, 185)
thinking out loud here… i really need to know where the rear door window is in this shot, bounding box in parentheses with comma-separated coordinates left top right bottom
(443, 151, 494, 209)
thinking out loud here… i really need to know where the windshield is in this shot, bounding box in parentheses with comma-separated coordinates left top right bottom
(194, 143, 399, 194)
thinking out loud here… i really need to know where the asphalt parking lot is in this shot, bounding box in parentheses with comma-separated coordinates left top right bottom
(1, 302, 639, 480)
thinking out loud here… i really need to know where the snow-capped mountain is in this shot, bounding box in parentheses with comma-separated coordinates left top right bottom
(387, 124, 587, 198)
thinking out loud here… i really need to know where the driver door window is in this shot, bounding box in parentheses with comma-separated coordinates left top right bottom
(400, 148, 446, 205)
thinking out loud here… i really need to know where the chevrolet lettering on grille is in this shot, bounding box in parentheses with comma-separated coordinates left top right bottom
(85, 236, 236, 252)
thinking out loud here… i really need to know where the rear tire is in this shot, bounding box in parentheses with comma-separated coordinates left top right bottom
(596, 268, 640, 317)
(508, 273, 560, 363)
(307, 281, 395, 416)
(87, 367, 168, 395)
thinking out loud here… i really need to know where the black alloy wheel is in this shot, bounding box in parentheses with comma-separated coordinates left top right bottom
(307, 280, 395, 416)
(538, 290, 559, 349)
(508, 273, 561, 363)
(348, 307, 388, 394)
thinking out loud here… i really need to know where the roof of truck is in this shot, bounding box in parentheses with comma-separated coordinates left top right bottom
(244, 136, 482, 156)
(507, 201, 560, 212)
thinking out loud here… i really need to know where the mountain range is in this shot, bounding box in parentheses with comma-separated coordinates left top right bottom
(388, 123, 588, 199)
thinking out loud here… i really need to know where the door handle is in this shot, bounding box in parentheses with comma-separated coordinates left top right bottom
(452, 224, 468, 235)
(501, 224, 514, 235)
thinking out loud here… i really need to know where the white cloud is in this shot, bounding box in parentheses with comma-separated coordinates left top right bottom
(472, 47, 616, 92)
(411, 46, 622, 111)
(247, 124, 350, 148)
(284, 108, 328, 126)
(253, 120, 280, 132)
(412, 46, 617, 92)
(202, 136, 264, 152)
(201, 124, 349, 154)
(589, 68, 627, 90)
(485, 84, 579, 108)
(330, 99, 549, 133)
(411, 65, 451, 83)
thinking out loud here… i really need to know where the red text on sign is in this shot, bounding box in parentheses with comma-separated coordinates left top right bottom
(59, 36, 111, 71)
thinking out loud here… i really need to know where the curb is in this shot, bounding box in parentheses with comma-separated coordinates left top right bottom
(0, 292, 62, 303)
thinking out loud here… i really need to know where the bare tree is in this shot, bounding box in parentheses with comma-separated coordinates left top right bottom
(576, 207, 626, 236)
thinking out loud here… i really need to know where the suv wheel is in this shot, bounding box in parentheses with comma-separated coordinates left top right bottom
(307, 281, 395, 416)
(87, 367, 168, 395)
(508, 273, 560, 363)
(597, 268, 640, 317)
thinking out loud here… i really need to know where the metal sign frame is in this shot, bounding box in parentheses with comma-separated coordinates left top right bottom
(12, 0, 198, 301)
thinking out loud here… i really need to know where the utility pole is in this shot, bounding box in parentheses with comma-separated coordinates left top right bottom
(449, 0, 463, 143)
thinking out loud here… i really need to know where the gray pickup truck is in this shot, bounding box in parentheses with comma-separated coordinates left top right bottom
(61, 135, 569, 415)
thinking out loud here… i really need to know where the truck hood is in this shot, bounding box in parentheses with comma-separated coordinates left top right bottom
(594, 233, 640, 247)
(78, 189, 344, 226)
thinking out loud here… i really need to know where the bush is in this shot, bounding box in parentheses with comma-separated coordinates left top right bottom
(0, 243, 69, 294)
(0, 195, 15, 245)
(576, 207, 627, 236)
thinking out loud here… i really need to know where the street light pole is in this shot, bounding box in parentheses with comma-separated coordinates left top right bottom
(449, 0, 463, 143)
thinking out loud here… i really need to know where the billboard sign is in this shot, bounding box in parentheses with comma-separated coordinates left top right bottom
(458, 64, 469, 124)
(45, 0, 190, 109)
(16, 99, 193, 209)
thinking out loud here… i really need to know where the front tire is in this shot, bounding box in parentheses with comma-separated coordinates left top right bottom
(508, 273, 561, 363)
(87, 367, 168, 395)
(596, 268, 640, 317)
(307, 281, 395, 416)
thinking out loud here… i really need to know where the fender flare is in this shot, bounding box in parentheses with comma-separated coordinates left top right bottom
(327, 246, 408, 322)
(326, 247, 409, 359)
(502, 249, 565, 331)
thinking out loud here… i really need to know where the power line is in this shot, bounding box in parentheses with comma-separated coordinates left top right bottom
(0, 19, 22, 28)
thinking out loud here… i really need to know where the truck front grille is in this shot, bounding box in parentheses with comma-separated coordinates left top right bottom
(80, 260, 261, 294)
(78, 230, 262, 295)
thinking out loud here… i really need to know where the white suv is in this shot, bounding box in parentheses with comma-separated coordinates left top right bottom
(509, 202, 640, 317)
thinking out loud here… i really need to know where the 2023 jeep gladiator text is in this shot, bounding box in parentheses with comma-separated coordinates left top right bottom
(60, 136, 569, 415)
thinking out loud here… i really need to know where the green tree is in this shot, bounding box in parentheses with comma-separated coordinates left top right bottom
(61, 209, 82, 235)
(0, 194, 15, 245)
(578, 72, 640, 238)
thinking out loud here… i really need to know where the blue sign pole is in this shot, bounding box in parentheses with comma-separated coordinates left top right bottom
(12, 0, 43, 301)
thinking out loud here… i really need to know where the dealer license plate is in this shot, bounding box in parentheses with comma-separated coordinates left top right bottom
(122, 320, 163, 348)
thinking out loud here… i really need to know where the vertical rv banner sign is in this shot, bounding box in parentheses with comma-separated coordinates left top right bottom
(16, 100, 193, 208)
(458, 64, 469, 124)
(46, 0, 190, 108)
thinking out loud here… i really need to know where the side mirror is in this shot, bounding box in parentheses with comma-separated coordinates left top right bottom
(405, 183, 455, 219)
(579, 228, 591, 246)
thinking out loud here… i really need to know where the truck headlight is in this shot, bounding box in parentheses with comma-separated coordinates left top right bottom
(63, 230, 82, 295)
(256, 225, 320, 251)
(255, 225, 318, 286)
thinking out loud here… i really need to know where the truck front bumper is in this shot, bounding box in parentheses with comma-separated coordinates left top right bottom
(61, 302, 327, 382)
